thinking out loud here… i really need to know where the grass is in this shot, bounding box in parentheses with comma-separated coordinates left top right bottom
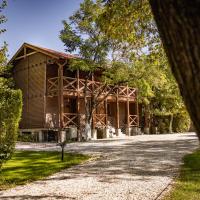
(164, 149, 200, 200)
(0, 150, 90, 190)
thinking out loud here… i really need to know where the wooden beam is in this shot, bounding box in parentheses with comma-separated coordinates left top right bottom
(58, 63, 64, 142)
(116, 87, 120, 136)
(91, 72, 95, 131)
(104, 98, 108, 126)
(57, 61, 67, 135)
(43, 56, 47, 128)
(76, 69, 81, 141)
(136, 89, 139, 127)
(25, 43, 59, 59)
(127, 89, 130, 128)
(27, 56, 29, 128)
(15, 51, 37, 60)
(24, 47, 27, 58)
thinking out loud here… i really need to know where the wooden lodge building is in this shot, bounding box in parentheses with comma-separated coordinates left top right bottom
(10, 43, 140, 142)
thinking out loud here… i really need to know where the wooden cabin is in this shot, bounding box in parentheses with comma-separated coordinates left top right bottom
(10, 43, 140, 142)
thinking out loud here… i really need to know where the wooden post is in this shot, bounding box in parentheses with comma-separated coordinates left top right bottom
(91, 73, 94, 128)
(127, 103, 130, 134)
(116, 87, 120, 136)
(136, 89, 139, 127)
(24, 47, 27, 58)
(58, 63, 64, 142)
(91, 73, 96, 138)
(43, 56, 47, 128)
(126, 85, 130, 136)
(76, 69, 81, 141)
(27, 56, 29, 128)
(104, 98, 108, 126)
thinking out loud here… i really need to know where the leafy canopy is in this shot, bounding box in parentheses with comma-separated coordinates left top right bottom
(0, 0, 22, 169)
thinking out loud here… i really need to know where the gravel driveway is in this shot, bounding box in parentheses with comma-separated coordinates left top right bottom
(0, 133, 199, 200)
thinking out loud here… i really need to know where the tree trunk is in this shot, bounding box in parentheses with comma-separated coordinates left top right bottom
(169, 114, 173, 134)
(85, 119, 92, 140)
(149, 0, 200, 140)
(144, 104, 150, 134)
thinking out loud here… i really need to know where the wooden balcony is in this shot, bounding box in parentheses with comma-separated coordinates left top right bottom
(129, 115, 138, 127)
(62, 113, 138, 129)
(47, 76, 136, 99)
(63, 113, 107, 128)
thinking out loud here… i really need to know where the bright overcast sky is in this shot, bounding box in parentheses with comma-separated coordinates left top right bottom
(0, 0, 83, 58)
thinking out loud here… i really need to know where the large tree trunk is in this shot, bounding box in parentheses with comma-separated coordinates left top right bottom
(149, 0, 200, 140)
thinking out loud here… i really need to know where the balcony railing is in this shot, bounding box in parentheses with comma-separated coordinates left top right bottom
(129, 115, 138, 126)
(62, 113, 138, 128)
(47, 76, 136, 98)
(47, 77, 59, 93)
(63, 113, 107, 128)
(93, 114, 107, 128)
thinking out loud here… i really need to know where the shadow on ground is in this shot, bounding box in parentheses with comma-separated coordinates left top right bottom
(0, 195, 74, 199)
(1, 134, 199, 200)
(43, 137, 199, 183)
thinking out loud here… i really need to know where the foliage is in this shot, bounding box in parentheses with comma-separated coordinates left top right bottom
(17, 133, 35, 142)
(164, 149, 200, 200)
(60, 0, 136, 139)
(0, 0, 22, 168)
(0, 89, 22, 169)
(173, 112, 190, 133)
(60, 0, 190, 134)
(60, 0, 135, 80)
(99, 0, 159, 60)
(153, 113, 190, 134)
(60, 0, 109, 67)
(0, 151, 90, 190)
(0, 0, 7, 35)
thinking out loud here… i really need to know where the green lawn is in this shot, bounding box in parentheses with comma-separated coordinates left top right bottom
(0, 151, 90, 190)
(164, 149, 200, 200)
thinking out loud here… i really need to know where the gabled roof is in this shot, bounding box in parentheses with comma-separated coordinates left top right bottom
(9, 42, 77, 64)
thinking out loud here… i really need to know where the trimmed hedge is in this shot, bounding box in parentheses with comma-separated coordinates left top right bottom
(0, 89, 22, 169)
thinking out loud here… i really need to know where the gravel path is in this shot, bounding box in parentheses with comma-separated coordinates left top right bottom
(0, 133, 199, 200)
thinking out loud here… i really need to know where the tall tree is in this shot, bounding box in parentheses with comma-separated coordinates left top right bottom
(149, 0, 200, 139)
(60, 0, 131, 140)
(100, 0, 191, 133)
(128, 47, 188, 134)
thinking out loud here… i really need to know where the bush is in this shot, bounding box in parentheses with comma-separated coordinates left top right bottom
(17, 133, 35, 142)
(173, 112, 190, 133)
(157, 117, 169, 134)
(0, 89, 22, 169)
(155, 112, 190, 134)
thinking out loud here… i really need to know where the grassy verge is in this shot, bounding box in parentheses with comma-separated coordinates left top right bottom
(164, 149, 200, 200)
(0, 151, 90, 190)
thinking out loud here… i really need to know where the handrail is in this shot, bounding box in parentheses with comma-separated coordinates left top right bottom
(129, 115, 138, 126)
(47, 76, 137, 98)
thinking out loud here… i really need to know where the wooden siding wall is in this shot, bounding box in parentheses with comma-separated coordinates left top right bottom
(13, 53, 46, 129)
(46, 63, 58, 78)
(13, 58, 28, 128)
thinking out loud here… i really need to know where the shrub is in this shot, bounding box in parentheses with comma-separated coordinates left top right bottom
(173, 112, 190, 133)
(0, 89, 22, 169)
(153, 115, 169, 134)
(17, 133, 35, 142)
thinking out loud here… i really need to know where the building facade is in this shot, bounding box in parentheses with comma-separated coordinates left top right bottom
(10, 43, 139, 142)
